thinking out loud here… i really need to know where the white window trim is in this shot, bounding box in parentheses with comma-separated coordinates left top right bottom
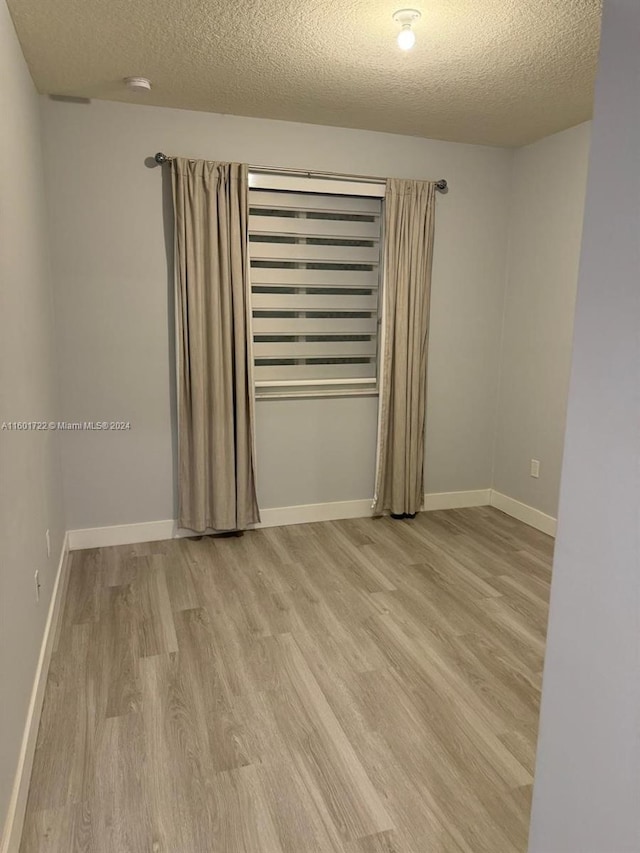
(254, 377, 380, 400)
(248, 171, 386, 198)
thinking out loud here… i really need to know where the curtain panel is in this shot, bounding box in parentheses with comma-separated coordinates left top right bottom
(373, 178, 436, 518)
(170, 158, 260, 532)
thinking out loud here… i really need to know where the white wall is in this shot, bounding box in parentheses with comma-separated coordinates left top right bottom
(0, 0, 64, 835)
(493, 122, 591, 517)
(529, 0, 640, 849)
(41, 98, 513, 529)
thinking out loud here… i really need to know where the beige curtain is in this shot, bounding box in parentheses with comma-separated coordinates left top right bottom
(171, 158, 260, 532)
(373, 178, 436, 518)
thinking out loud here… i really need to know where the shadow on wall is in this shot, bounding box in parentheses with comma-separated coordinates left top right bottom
(158, 162, 178, 518)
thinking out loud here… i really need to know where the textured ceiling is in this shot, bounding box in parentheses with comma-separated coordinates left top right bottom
(8, 0, 601, 147)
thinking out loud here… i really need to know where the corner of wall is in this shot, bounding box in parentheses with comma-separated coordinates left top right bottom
(489, 145, 518, 495)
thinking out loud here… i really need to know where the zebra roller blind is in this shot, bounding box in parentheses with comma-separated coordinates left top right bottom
(248, 176, 383, 396)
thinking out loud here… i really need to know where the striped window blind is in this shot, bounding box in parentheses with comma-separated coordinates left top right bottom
(248, 179, 383, 397)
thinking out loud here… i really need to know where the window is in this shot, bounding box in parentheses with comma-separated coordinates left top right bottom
(248, 173, 383, 397)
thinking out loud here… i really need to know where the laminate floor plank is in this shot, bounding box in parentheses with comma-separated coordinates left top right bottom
(26, 623, 93, 812)
(266, 633, 394, 843)
(354, 667, 522, 853)
(18, 805, 79, 853)
(284, 637, 467, 853)
(348, 830, 404, 853)
(83, 711, 153, 853)
(98, 584, 141, 718)
(21, 507, 552, 853)
(162, 540, 201, 612)
(63, 550, 102, 626)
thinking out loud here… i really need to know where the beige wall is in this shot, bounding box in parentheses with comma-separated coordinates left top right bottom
(40, 98, 513, 528)
(493, 122, 591, 517)
(0, 0, 64, 833)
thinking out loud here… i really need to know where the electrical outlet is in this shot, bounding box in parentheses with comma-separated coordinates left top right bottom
(46, 528, 51, 558)
(34, 570, 41, 603)
(530, 458, 540, 478)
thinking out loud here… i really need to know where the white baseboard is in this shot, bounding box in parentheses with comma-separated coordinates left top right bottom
(255, 498, 374, 529)
(253, 490, 492, 528)
(1, 533, 70, 853)
(66, 488, 556, 551)
(68, 519, 177, 550)
(490, 490, 557, 537)
(67, 489, 493, 550)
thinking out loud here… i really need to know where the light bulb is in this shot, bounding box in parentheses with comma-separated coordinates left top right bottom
(397, 26, 416, 50)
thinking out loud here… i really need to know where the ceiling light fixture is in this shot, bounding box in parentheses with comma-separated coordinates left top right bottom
(393, 9, 421, 51)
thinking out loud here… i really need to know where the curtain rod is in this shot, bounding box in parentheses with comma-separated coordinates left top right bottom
(153, 153, 448, 192)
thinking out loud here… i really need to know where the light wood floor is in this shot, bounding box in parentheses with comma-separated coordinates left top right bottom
(20, 507, 553, 853)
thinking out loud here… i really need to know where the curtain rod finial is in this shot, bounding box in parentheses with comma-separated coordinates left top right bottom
(155, 152, 169, 165)
(435, 179, 447, 192)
